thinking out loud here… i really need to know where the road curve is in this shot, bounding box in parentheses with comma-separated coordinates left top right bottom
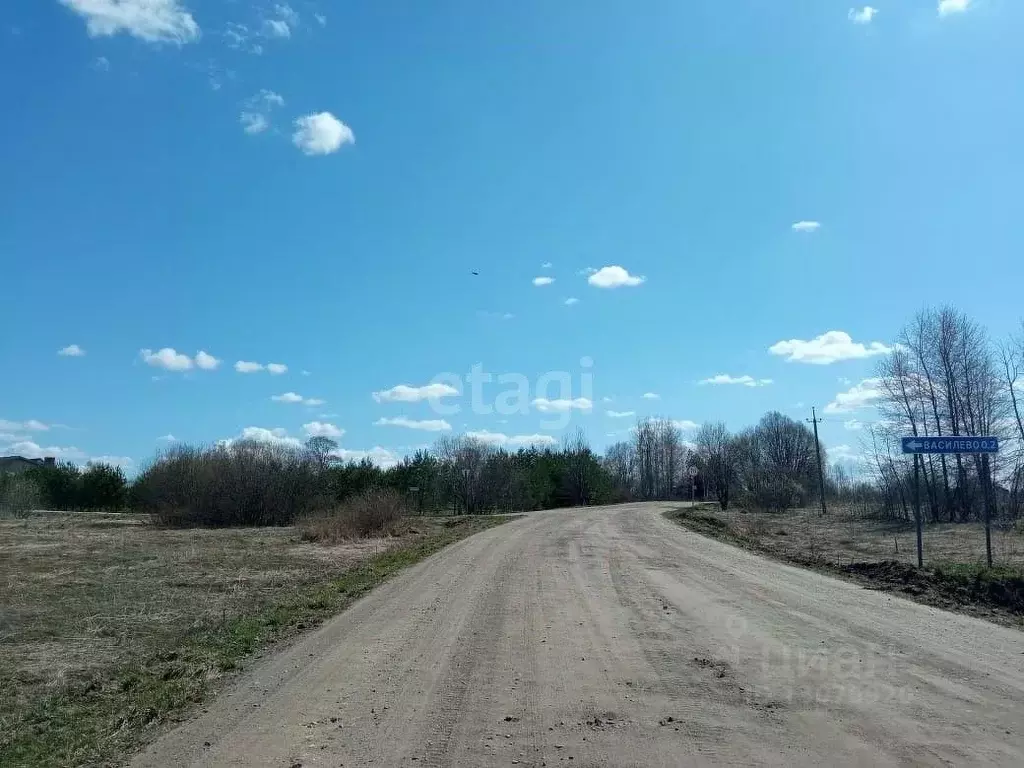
(135, 503, 1024, 767)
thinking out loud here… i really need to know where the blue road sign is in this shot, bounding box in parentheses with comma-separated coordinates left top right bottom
(901, 436, 999, 454)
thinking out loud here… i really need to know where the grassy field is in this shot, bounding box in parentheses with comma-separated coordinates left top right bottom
(0, 511, 508, 767)
(668, 504, 1024, 626)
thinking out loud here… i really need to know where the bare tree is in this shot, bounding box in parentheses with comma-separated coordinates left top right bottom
(306, 436, 338, 474)
(693, 422, 736, 510)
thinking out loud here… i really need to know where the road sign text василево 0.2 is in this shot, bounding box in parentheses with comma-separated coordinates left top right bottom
(901, 437, 999, 454)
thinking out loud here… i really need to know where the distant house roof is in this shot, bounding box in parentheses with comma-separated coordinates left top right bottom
(0, 456, 52, 473)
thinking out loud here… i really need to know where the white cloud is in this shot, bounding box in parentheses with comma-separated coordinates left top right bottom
(587, 266, 645, 288)
(60, 0, 200, 43)
(829, 444, 861, 462)
(0, 419, 49, 432)
(314, 13, 327, 26)
(263, 19, 290, 38)
(292, 112, 354, 156)
(938, 0, 971, 17)
(271, 392, 323, 406)
(274, 3, 299, 27)
(843, 419, 864, 431)
(374, 416, 452, 432)
(140, 348, 193, 372)
(532, 276, 555, 287)
(564, 297, 579, 306)
(770, 331, 892, 365)
(3, 440, 87, 462)
(531, 397, 593, 413)
(92, 56, 110, 71)
(607, 410, 635, 418)
(373, 383, 460, 403)
(302, 421, 345, 439)
(58, 344, 86, 357)
(673, 420, 699, 431)
(601, 396, 614, 404)
(848, 7, 878, 24)
(825, 378, 883, 414)
(465, 430, 557, 449)
(90, 455, 135, 468)
(641, 392, 660, 400)
(240, 111, 269, 134)
(541, 262, 553, 269)
(332, 446, 398, 468)
(194, 351, 220, 370)
(302, 370, 312, 376)
(226, 426, 304, 450)
(791, 221, 821, 233)
(699, 374, 772, 387)
(258, 89, 285, 107)
(158, 434, 177, 442)
(235, 360, 287, 374)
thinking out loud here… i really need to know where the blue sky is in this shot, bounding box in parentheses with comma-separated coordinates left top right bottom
(1, 0, 1021, 471)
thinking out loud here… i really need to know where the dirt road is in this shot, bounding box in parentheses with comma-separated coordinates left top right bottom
(135, 503, 1024, 767)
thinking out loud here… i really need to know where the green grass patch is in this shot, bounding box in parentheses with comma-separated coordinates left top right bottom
(0, 515, 509, 767)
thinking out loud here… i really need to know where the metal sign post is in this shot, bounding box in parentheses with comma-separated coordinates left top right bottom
(901, 436, 1000, 567)
(688, 466, 698, 506)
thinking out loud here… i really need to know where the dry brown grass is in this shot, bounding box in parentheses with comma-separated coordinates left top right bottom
(683, 504, 1024, 569)
(0, 510, 495, 764)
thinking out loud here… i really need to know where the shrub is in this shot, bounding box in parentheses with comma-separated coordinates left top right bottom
(0, 474, 42, 518)
(132, 441, 328, 527)
(80, 462, 128, 510)
(300, 489, 406, 542)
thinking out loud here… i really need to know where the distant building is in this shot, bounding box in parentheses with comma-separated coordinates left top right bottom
(0, 456, 56, 475)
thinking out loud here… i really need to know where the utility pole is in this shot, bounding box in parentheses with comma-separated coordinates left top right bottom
(808, 407, 828, 516)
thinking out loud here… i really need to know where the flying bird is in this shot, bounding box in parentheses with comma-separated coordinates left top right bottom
(471, 271, 479, 276)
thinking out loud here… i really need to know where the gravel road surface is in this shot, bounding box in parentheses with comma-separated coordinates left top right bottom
(135, 503, 1024, 767)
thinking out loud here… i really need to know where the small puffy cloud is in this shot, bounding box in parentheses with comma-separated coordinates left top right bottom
(465, 430, 557, 449)
(825, 378, 883, 414)
(791, 221, 821, 233)
(673, 420, 699, 431)
(292, 112, 354, 156)
(641, 392, 660, 400)
(274, 4, 299, 27)
(844, 419, 864, 431)
(263, 19, 290, 38)
(531, 397, 593, 413)
(374, 416, 452, 432)
(769, 331, 893, 365)
(373, 383, 460, 403)
(699, 374, 772, 387)
(140, 348, 193, 372)
(194, 351, 221, 370)
(267, 363, 287, 375)
(235, 360, 264, 373)
(158, 434, 177, 442)
(587, 266, 645, 288)
(60, 0, 200, 43)
(314, 13, 327, 26)
(240, 112, 269, 134)
(848, 7, 878, 24)
(302, 421, 345, 438)
(333, 446, 398, 468)
(541, 262, 553, 269)
(938, 0, 971, 17)
(532, 276, 555, 287)
(607, 410, 635, 418)
(271, 392, 323, 406)
(564, 297, 579, 306)
(58, 344, 86, 357)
